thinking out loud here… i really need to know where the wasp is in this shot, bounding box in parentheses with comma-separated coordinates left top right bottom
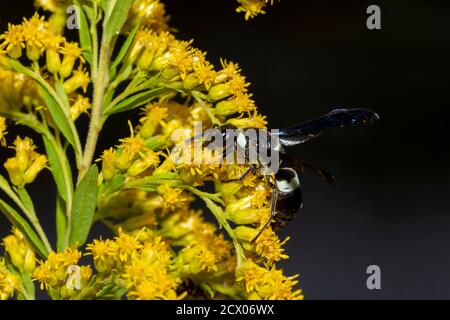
(186, 108, 379, 241)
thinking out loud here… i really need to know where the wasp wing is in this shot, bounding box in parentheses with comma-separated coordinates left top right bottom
(275, 108, 379, 146)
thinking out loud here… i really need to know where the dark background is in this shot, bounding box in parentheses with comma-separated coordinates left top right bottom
(1, 0, 450, 299)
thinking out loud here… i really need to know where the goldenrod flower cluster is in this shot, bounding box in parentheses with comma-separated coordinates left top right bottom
(236, 0, 279, 20)
(0, 0, 302, 300)
(0, 258, 20, 300)
(4, 137, 48, 187)
(85, 229, 183, 300)
(33, 248, 92, 298)
(3, 228, 37, 274)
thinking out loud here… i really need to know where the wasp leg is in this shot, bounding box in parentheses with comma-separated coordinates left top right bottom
(298, 159, 336, 185)
(239, 164, 257, 180)
(222, 164, 257, 183)
(251, 187, 278, 243)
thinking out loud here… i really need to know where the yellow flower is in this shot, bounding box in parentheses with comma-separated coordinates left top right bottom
(189, 49, 216, 90)
(255, 228, 289, 265)
(109, 229, 143, 265)
(238, 261, 303, 300)
(123, 257, 156, 288)
(134, 30, 175, 70)
(22, 13, 49, 61)
(0, 117, 7, 146)
(140, 237, 172, 267)
(2, 228, 36, 273)
(60, 42, 84, 78)
(99, 148, 116, 181)
(33, 248, 82, 290)
(0, 259, 20, 300)
(227, 111, 268, 129)
(139, 103, 168, 138)
(157, 184, 193, 212)
(0, 23, 24, 59)
(70, 95, 91, 121)
(236, 0, 269, 20)
(116, 134, 146, 172)
(34, 0, 67, 13)
(174, 144, 222, 185)
(125, 0, 170, 33)
(4, 137, 47, 187)
(23, 154, 47, 184)
(173, 244, 218, 274)
(127, 149, 161, 177)
(215, 93, 256, 116)
(128, 277, 183, 300)
(63, 66, 90, 94)
(86, 239, 115, 273)
(43, 34, 65, 74)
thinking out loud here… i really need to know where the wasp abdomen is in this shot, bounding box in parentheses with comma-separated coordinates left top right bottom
(272, 167, 303, 230)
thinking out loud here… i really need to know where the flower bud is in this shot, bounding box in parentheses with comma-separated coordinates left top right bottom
(101, 148, 116, 181)
(115, 148, 137, 172)
(213, 70, 231, 85)
(226, 195, 253, 215)
(59, 56, 77, 79)
(161, 67, 179, 81)
(127, 151, 160, 177)
(23, 249, 36, 273)
(23, 155, 47, 184)
(60, 285, 77, 299)
(226, 208, 264, 225)
(182, 73, 201, 90)
(215, 99, 239, 117)
(46, 48, 61, 74)
(151, 54, 170, 71)
(162, 119, 183, 139)
(208, 83, 231, 101)
(63, 69, 90, 94)
(127, 40, 145, 66)
(80, 266, 92, 288)
(7, 45, 23, 60)
(234, 226, 258, 243)
(215, 181, 242, 197)
(4, 158, 24, 187)
(137, 48, 155, 70)
(70, 96, 91, 121)
(3, 235, 24, 269)
(26, 44, 42, 61)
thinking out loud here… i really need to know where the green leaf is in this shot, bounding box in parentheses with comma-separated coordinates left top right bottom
(200, 196, 245, 269)
(20, 272, 35, 299)
(103, 0, 134, 43)
(56, 195, 67, 252)
(110, 24, 139, 72)
(105, 87, 166, 116)
(144, 136, 168, 151)
(55, 79, 70, 111)
(43, 136, 73, 202)
(96, 283, 127, 300)
(124, 172, 179, 190)
(100, 174, 126, 197)
(69, 165, 99, 247)
(0, 199, 48, 258)
(181, 186, 224, 205)
(73, 0, 93, 65)
(100, 0, 108, 12)
(39, 87, 77, 148)
(8, 59, 79, 152)
(15, 188, 36, 216)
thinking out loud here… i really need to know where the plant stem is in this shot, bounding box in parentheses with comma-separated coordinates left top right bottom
(78, 34, 111, 182)
(201, 197, 246, 270)
(0, 181, 52, 254)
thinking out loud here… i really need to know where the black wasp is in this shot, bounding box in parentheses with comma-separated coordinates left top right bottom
(190, 108, 379, 241)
